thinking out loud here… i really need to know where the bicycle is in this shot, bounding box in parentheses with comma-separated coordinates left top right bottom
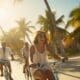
(23, 60, 63, 80)
(48, 61, 63, 80)
(28, 63, 58, 80)
(0, 59, 13, 80)
(23, 65, 32, 80)
(23, 63, 45, 80)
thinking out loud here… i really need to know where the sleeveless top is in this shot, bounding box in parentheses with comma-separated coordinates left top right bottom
(32, 45, 48, 64)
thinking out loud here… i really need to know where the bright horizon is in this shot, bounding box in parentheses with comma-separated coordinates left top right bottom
(0, 0, 79, 33)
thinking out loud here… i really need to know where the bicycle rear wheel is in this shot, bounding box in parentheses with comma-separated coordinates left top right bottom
(4, 66, 13, 80)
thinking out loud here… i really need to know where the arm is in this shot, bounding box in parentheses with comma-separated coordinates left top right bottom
(30, 45, 35, 63)
(8, 48, 14, 60)
(46, 43, 61, 60)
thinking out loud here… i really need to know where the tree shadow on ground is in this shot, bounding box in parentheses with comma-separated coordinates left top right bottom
(62, 60, 80, 72)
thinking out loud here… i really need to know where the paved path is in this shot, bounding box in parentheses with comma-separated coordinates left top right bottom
(59, 57, 80, 80)
(0, 57, 80, 80)
(0, 61, 25, 80)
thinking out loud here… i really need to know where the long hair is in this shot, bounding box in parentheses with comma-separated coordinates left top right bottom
(34, 31, 48, 45)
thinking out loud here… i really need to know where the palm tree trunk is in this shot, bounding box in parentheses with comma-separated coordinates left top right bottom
(44, 0, 67, 58)
(44, 0, 58, 54)
(0, 26, 6, 36)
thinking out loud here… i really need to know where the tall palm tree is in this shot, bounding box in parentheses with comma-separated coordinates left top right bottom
(17, 18, 34, 44)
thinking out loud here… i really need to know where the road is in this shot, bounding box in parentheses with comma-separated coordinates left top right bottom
(59, 57, 80, 80)
(0, 57, 80, 80)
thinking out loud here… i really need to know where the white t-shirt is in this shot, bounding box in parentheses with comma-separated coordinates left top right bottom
(33, 46, 48, 64)
(0, 47, 13, 60)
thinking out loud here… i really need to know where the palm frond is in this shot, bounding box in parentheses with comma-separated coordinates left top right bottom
(25, 33, 32, 44)
(56, 15, 64, 24)
(26, 28, 33, 33)
(26, 21, 31, 25)
(37, 15, 46, 25)
(66, 7, 80, 29)
(65, 19, 73, 29)
(70, 7, 80, 17)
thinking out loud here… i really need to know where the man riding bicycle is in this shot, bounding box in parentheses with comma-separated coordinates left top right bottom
(0, 41, 13, 80)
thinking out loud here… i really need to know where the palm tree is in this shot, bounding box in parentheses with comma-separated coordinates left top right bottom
(66, 7, 80, 29)
(38, 10, 64, 42)
(16, 18, 34, 44)
(37, 9, 67, 57)
(65, 7, 80, 54)
(0, 27, 24, 56)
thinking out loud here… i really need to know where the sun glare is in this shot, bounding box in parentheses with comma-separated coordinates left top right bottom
(0, 8, 7, 21)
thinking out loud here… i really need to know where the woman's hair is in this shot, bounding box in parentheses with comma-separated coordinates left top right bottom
(34, 31, 48, 45)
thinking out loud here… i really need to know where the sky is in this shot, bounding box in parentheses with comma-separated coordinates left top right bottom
(0, 0, 80, 33)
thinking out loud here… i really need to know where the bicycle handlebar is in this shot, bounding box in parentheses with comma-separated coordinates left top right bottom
(29, 63, 43, 68)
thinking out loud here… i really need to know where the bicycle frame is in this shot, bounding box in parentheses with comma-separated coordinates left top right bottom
(29, 63, 58, 80)
(48, 61, 63, 80)
(3, 64, 11, 80)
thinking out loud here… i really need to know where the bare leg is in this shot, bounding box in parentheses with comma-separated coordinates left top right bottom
(7, 62, 12, 73)
(0, 64, 3, 76)
(23, 60, 29, 73)
(7, 62, 13, 80)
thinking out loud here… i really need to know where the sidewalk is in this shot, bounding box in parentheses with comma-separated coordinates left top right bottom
(69, 56, 80, 59)
(69, 56, 80, 60)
